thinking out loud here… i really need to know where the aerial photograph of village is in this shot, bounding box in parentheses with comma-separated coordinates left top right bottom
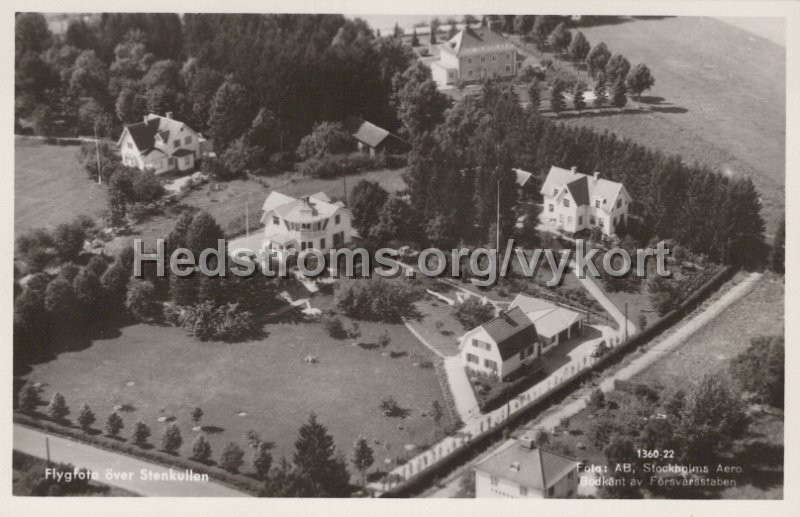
(12, 11, 784, 501)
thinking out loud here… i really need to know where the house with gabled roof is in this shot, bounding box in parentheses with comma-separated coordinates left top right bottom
(474, 435, 580, 498)
(459, 306, 540, 379)
(429, 27, 522, 87)
(117, 112, 210, 175)
(343, 116, 408, 157)
(260, 190, 354, 253)
(541, 165, 632, 236)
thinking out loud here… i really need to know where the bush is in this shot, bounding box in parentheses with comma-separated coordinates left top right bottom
(453, 298, 495, 329)
(219, 442, 245, 473)
(322, 315, 347, 339)
(296, 152, 374, 179)
(296, 121, 354, 161)
(335, 278, 422, 322)
(131, 171, 165, 202)
(183, 301, 256, 342)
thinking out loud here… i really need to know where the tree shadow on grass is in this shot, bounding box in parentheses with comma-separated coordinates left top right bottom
(201, 425, 225, 435)
(119, 404, 136, 413)
(358, 342, 380, 351)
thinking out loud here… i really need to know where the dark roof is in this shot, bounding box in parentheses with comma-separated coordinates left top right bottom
(482, 307, 538, 360)
(448, 27, 516, 55)
(172, 148, 195, 157)
(126, 118, 160, 152)
(344, 116, 405, 149)
(566, 176, 590, 206)
(475, 441, 579, 491)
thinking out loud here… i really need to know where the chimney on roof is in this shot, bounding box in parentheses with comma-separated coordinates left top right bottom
(570, 166, 577, 173)
(166, 111, 173, 119)
(519, 434, 535, 449)
(593, 172, 600, 181)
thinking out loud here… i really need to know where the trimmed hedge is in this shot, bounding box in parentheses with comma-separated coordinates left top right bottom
(13, 413, 261, 496)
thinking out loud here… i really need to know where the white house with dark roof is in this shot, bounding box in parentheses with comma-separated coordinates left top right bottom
(429, 27, 522, 87)
(459, 306, 540, 379)
(260, 191, 354, 253)
(117, 112, 210, 174)
(508, 294, 584, 349)
(474, 435, 580, 498)
(540, 165, 632, 236)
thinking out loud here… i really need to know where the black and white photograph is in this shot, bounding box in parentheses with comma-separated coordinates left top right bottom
(7, 1, 792, 511)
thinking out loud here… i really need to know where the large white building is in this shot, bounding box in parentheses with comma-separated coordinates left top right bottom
(259, 191, 354, 253)
(539, 165, 632, 237)
(474, 435, 580, 498)
(117, 112, 211, 174)
(429, 27, 522, 87)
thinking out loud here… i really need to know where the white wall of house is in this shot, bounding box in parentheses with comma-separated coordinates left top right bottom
(475, 468, 578, 498)
(263, 207, 353, 253)
(118, 116, 202, 175)
(460, 327, 538, 379)
(543, 188, 631, 236)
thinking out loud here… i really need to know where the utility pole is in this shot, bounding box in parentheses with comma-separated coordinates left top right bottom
(245, 194, 250, 240)
(496, 176, 501, 252)
(624, 302, 629, 343)
(343, 175, 348, 205)
(45, 436, 51, 466)
(94, 123, 102, 185)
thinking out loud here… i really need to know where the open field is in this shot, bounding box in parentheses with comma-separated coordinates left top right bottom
(15, 139, 108, 235)
(21, 308, 450, 480)
(559, 17, 785, 235)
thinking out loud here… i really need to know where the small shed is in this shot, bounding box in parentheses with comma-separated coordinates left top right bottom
(344, 116, 408, 157)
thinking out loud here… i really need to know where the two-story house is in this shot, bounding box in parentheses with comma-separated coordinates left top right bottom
(260, 191, 353, 253)
(474, 435, 580, 498)
(117, 112, 208, 174)
(429, 27, 521, 87)
(459, 306, 539, 380)
(540, 165, 632, 237)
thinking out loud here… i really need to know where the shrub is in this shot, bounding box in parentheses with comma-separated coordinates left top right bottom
(105, 412, 124, 438)
(335, 278, 422, 322)
(587, 388, 606, 413)
(296, 121, 354, 161)
(131, 171, 165, 202)
(379, 396, 404, 417)
(191, 435, 213, 463)
(131, 421, 151, 447)
(453, 298, 495, 328)
(162, 423, 183, 454)
(126, 278, 159, 321)
(77, 404, 96, 432)
(183, 301, 256, 342)
(47, 392, 70, 422)
(219, 442, 245, 473)
(322, 315, 347, 339)
(296, 152, 374, 179)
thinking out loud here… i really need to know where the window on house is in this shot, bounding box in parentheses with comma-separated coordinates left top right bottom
(563, 199, 570, 207)
(320, 238, 326, 249)
(490, 476, 499, 486)
(553, 188, 558, 196)
(335, 214, 340, 224)
(506, 53, 510, 60)
(473, 339, 491, 351)
(272, 216, 279, 225)
(184, 157, 191, 165)
(469, 70, 473, 77)
(595, 200, 601, 208)
(578, 216, 583, 225)
(598, 218, 604, 227)
(548, 204, 554, 213)
(548, 487, 555, 497)
(173, 140, 180, 148)
(617, 198, 622, 208)
(468, 58, 472, 64)
(567, 489, 573, 498)
(127, 142, 133, 149)
(520, 486, 529, 496)
(493, 55, 497, 61)
(567, 216, 573, 224)
(484, 359, 498, 371)
(590, 216, 595, 225)
(185, 135, 192, 145)
(559, 214, 565, 223)
(505, 65, 510, 72)
(481, 56, 485, 63)
(568, 471, 574, 480)
(466, 353, 479, 364)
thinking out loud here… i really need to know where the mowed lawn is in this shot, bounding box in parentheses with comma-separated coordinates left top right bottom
(15, 139, 108, 234)
(560, 17, 785, 234)
(22, 313, 449, 476)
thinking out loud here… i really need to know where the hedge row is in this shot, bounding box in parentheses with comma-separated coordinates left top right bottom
(380, 265, 734, 497)
(13, 413, 262, 496)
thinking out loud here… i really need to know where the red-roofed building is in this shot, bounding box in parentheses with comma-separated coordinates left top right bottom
(429, 27, 522, 87)
(474, 435, 580, 498)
